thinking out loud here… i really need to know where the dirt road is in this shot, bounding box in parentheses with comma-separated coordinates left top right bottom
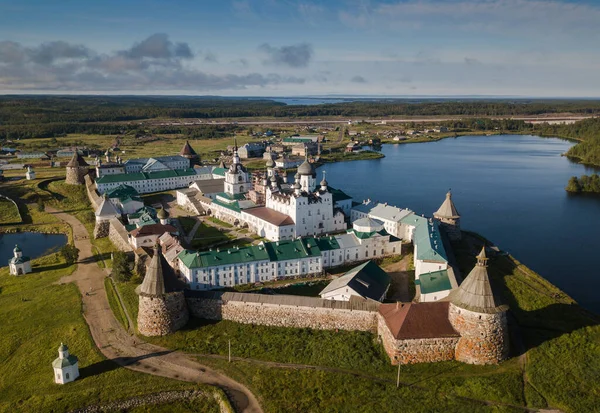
(49, 207, 262, 413)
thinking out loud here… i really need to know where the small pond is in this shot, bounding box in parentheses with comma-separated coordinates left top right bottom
(0, 232, 68, 265)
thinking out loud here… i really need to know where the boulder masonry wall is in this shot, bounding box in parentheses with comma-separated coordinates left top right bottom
(187, 296, 378, 332)
(138, 292, 189, 336)
(448, 303, 509, 365)
(377, 313, 458, 365)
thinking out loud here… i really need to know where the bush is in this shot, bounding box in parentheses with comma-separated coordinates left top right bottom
(60, 244, 80, 265)
(112, 251, 132, 282)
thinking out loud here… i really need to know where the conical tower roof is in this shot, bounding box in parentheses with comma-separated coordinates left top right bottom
(95, 195, 119, 217)
(448, 247, 508, 314)
(180, 140, 198, 156)
(434, 191, 460, 219)
(137, 245, 186, 296)
(67, 152, 89, 167)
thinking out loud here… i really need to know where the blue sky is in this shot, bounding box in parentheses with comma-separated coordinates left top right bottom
(0, 0, 599, 96)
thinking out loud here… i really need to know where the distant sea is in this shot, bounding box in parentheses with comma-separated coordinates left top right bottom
(268, 98, 353, 105)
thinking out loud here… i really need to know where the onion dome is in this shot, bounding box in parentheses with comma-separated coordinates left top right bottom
(447, 246, 508, 314)
(156, 207, 169, 220)
(294, 172, 300, 180)
(266, 157, 275, 168)
(14, 244, 22, 253)
(320, 171, 328, 187)
(298, 158, 315, 176)
(293, 181, 301, 190)
(270, 174, 278, 183)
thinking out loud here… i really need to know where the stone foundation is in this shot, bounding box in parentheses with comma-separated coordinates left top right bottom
(66, 166, 88, 185)
(448, 304, 509, 365)
(108, 218, 132, 252)
(93, 220, 110, 239)
(186, 296, 377, 332)
(377, 313, 458, 365)
(138, 292, 189, 336)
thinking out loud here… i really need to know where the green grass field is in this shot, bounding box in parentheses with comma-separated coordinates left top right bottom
(0, 253, 216, 412)
(0, 198, 21, 225)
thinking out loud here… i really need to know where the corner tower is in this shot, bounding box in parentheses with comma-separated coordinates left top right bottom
(136, 245, 189, 336)
(448, 247, 509, 364)
(65, 152, 89, 185)
(433, 190, 461, 241)
(180, 140, 200, 166)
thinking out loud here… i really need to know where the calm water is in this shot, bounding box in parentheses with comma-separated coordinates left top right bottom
(322, 135, 600, 314)
(0, 232, 67, 265)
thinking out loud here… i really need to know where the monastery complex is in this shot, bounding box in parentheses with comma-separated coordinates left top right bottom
(71, 140, 510, 366)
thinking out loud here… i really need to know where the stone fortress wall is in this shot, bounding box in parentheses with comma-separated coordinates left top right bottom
(186, 292, 379, 332)
(376, 313, 459, 365)
(108, 218, 133, 252)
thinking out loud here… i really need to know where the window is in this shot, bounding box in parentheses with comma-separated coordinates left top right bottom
(66, 373, 70, 379)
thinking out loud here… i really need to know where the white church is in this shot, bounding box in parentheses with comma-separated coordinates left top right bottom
(9, 244, 32, 275)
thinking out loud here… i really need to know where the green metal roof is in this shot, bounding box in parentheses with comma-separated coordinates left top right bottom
(328, 186, 352, 202)
(416, 270, 452, 294)
(52, 355, 78, 369)
(212, 167, 227, 176)
(315, 236, 340, 251)
(9, 256, 31, 265)
(263, 238, 321, 262)
(96, 168, 197, 184)
(414, 219, 448, 263)
(106, 184, 139, 201)
(212, 197, 241, 213)
(179, 245, 271, 268)
(179, 238, 322, 269)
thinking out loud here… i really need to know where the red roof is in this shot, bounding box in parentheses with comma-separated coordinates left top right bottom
(130, 224, 177, 238)
(379, 302, 459, 340)
(244, 207, 294, 226)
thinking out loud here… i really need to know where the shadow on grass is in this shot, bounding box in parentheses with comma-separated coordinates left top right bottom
(33, 262, 72, 272)
(454, 233, 600, 357)
(79, 350, 174, 379)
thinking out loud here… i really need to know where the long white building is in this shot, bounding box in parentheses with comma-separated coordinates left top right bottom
(178, 218, 403, 291)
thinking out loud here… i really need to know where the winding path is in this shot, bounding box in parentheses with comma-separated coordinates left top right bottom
(48, 207, 262, 413)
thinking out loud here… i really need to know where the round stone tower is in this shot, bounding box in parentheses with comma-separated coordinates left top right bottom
(65, 152, 89, 185)
(180, 140, 200, 166)
(448, 246, 509, 364)
(433, 191, 461, 241)
(136, 245, 189, 336)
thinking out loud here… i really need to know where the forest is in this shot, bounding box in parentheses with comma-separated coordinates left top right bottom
(565, 174, 600, 194)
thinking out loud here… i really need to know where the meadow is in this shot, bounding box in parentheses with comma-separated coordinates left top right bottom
(0, 253, 217, 412)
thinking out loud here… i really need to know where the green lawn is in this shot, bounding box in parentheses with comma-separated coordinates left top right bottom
(0, 198, 21, 225)
(0, 254, 214, 413)
(190, 222, 231, 249)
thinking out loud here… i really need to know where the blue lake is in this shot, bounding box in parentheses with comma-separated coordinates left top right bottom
(0, 232, 67, 265)
(321, 135, 600, 314)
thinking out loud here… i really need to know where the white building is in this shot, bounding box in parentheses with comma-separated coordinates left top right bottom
(123, 155, 190, 174)
(52, 343, 79, 384)
(178, 218, 403, 291)
(320, 260, 391, 302)
(265, 157, 347, 239)
(128, 223, 178, 249)
(95, 195, 121, 223)
(105, 185, 144, 215)
(96, 168, 200, 194)
(25, 166, 36, 180)
(8, 244, 32, 275)
(351, 201, 413, 239)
